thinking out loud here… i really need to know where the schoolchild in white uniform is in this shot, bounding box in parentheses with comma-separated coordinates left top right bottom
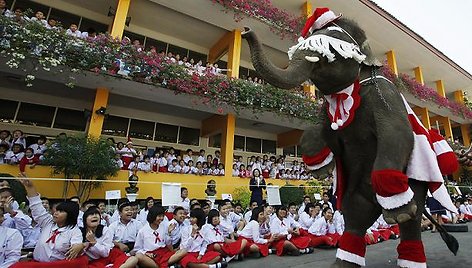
(218, 203, 236, 239)
(307, 207, 340, 248)
(188, 160, 198, 174)
(0, 187, 32, 230)
(135, 205, 186, 268)
(108, 201, 143, 252)
(137, 197, 154, 224)
(4, 144, 24, 164)
(15, 178, 88, 267)
(180, 208, 227, 268)
(168, 206, 187, 249)
(81, 206, 138, 268)
(10, 130, 26, 150)
(243, 201, 259, 223)
(237, 207, 274, 257)
(138, 155, 153, 173)
(298, 203, 318, 234)
(127, 156, 141, 177)
(0, 206, 23, 268)
(29, 135, 47, 156)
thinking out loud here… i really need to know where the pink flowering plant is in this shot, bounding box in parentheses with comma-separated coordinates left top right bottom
(210, 0, 305, 40)
(0, 16, 320, 122)
(381, 65, 472, 119)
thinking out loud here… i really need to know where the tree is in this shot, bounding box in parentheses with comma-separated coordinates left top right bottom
(43, 135, 119, 201)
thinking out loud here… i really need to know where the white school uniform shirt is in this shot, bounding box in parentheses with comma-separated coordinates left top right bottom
(189, 166, 198, 174)
(333, 211, 345, 235)
(237, 220, 268, 244)
(196, 156, 206, 164)
(110, 210, 120, 223)
(134, 222, 171, 254)
(183, 155, 193, 164)
(22, 224, 41, 249)
(2, 210, 32, 230)
(201, 224, 225, 244)
(244, 210, 252, 223)
(298, 211, 315, 230)
(181, 165, 190, 174)
(167, 155, 176, 167)
(30, 17, 48, 27)
(219, 169, 225, 176)
(0, 226, 23, 268)
(232, 169, 239, 177)
(137, 208, 149, 224)
(269, 217, 292, 239)
(27, 195, 83, 262)
(66, 29, 82, 38)
(180, 225, 208, 255)
(29, 143, 47, 155)
(4, 151, 24, 164)
(298, 203, 307, 216)
(228, 211, 242, 229)
(138, 162, 152, 172)
(459, 204, 472, 215)
(309, 217, 335, 236)
(108, 218, 143, 244)
(219, 215, 234, 237)
(114, 159, 124, 169)
(158, 157, 168, 167)
(212, 168, 220, 176)
(173, 165, 182, 173)
(85, 226, 114, 260)
(168, 219, 185, 245)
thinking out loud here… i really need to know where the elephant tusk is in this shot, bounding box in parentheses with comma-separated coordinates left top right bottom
(305, 56, 320, 63)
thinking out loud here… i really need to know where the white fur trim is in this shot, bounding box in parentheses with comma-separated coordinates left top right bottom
(288, 34, 366, 62)
(431, 184, 457, 213)
(313, 10, 337, 32)
(306, 152, 334, 170)
(433, 140, 453, 156)
(336, 248, 366, 266)
(397, 259, 427, 268)
(376, 188, 414, 210)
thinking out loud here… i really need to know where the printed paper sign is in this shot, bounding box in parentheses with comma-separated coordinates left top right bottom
(266, 185, 281, 205)
(314, 193, 322, 200)
(105, 190, 121, 200)
(162, 182, 181, 206)
(222, 194, 233, 201)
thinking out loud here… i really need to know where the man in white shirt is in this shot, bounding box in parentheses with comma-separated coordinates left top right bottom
(108, 202, 143, 252)
(168, 206, 186, 249)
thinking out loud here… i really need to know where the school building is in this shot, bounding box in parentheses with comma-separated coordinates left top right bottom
(0, 0, 471, 200)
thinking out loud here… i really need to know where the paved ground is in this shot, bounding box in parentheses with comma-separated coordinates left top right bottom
(230, 223, 471, 268)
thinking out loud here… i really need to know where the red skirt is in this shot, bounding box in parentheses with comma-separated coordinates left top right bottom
(308, 234, 332, 247)
(239, 236, 269, 257)
(390, 225, 400, 236)
(299, 228, 310, 237)
(159, 166, 168, 172)
(262, 170, 269, 178)
(180, 251, 220, 268)
(271, 235, 310, 256)
(365, 232, 380, 245)
(377, 229, 394, 241)
(88, 247, 129, 268)
(207, 238, 243, 256)
(122, 156, 133, 169)
(147, 247, 175, 268)
(152, 164, 158, 172)
(11, 255, 89, 268)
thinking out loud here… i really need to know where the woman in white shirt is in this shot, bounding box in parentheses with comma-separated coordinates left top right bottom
(13, 178, 88, 267)
(307, 207, 339, 248)
(237, 207, 274, 257)
(180, 208, 227, 268)
(298, 203, 318, 235)
(81, 207, 138, 268)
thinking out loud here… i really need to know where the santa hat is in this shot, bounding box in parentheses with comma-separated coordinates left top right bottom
(301, 7, 342, 39)
(126, 137, 133, 145)
(302, 146, 334, 170)
(428, 129, 459, 175)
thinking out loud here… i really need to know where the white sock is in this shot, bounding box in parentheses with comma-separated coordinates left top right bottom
(299, 248, 307, 254)
(269, 249, 274, 254)
(209, 264, 219, 268)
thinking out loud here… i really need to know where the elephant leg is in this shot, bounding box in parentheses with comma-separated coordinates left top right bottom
(332, 190, 381, 268)
(397, 180, 428, 268)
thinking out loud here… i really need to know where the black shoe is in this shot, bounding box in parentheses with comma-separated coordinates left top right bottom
(220, 261, 228, 268)
(306, 247, 314, 254)
(238, 253, 244, 261)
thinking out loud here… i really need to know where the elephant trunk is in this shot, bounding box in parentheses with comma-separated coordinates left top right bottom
(242, 27, 313, 89)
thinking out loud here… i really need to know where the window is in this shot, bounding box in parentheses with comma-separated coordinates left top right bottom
(102, 115, 129, 137)
(208, 133, 221, 148)
(239, 66, 249, 79)
(15, 102, 55, 127)
(0, 99, 18, 123)
(79, 18, 109, 34)
(53, 108, 87, 131)
(123, 30, 145, 45)
(283, 146, 296, 157)
(246, 137, 262, 153)
(262, 139, 276, 154)
(129, 119, 154, 140)
(188, 50, 207, 64)
(145, 38, 168, 52)
(248, 69, 259, 79)
(168, 44, 188, 58)
(296, 146, 302, 157)
(49, 8, 80, 29)
(234, 135, 245, 151)
(179, 127, 200, 146)
(216, 60, 227, 70)
(155, 123, 178, 143)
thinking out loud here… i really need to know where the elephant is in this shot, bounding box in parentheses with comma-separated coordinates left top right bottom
(242, 8, 458, 268)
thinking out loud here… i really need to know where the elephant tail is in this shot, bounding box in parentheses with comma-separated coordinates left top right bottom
(422, 210, 459, 255)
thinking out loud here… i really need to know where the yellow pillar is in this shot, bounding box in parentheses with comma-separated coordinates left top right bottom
(453, 90, 464, 104)
(413, 107, 431, 129)
(301, 1, 312, 18)
(413, 67, 424, 85)
(303, 85, 316, 98)
(227, 30, 241, 78)
(386, 50, 398, 75)
(110, 0, 131, 39)
(435, 80, 446, 97)
(221, 114, 235, 177)
(434, 80, 453, 140)
(461, 125, 470, 146)
(88, 88, 109, 137)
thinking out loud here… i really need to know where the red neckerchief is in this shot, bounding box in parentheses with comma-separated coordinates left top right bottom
(213, 226, 222, 236)
(153, 231, 161, 243)
(46, 229, 61, 244)
(325, 79, 361, 130)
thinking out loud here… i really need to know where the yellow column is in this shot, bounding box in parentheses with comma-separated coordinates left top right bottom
(453, 89, 470, 146)
(453, 90, 464, 103)
(414, 67, 424, 85)
(303, 85, 316, 99)
(301, 1, 312, 17)
(386, 50, 398, 75)
(434, 80, 453, 140)
(227, 30, 241, 78)
(110, 0, 131, 39)
(88, 88, 109, 137)
(413, 107, 431, 129)
(221, 114, 235, 177)
(436, 80, 446, 97)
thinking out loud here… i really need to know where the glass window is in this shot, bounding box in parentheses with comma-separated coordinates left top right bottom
(283, 146, 296, 157)
(234, 135, 245, 151)
(129, 119, 154, 140)
(15, 102, 55, 127)
(49, 8, 81, 29)
(102, 115, 129, 137)
(53, 108, 87, 131)
(179, 127, 200, 146)
(246, 137, 262, 153)
(168, 44, 188, 58)
(239, 66, 249, 79)
(145, 38, 168, 52)
(188, 50, 207, 64)
(248, 69, 260, 79)
(155, 123, 178, 143)
(296, 146, 302, 157)
(262, 139, 276, 154)
(216, 60, 227, 70)
(208, 133, 221, 148)
(12, 0, 49, 16)
(79, 18, 109, 34)
(0, 99, 18, 123)
(123, 30, 145, 46)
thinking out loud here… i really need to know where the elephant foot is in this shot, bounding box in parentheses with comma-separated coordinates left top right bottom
(382, 200, 417, 224)
(330, 258, 361, 268)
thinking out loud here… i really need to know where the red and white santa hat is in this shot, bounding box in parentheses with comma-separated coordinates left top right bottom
(301, 7, 342, 39)
(126, 137, 133, 145)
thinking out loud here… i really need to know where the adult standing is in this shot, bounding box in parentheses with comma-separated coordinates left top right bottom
(249, 169, 266, 206)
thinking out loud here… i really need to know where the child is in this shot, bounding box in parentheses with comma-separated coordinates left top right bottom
(138, 155, 152, 173)
(5, 143, 24, 164)
(210, 164, 219, 176)
(201, 162, 209, 176)
(183, 149, 193, 164)
(298, 203, 317, 234)
(168, 159, 180, 173)
(151, 152, 160, 172)
(238, 164, 246, 178)
(195, 161, 203, 175)
(168, 207, 186, 249)
(134, 205, 186, 268)
(114, 153, 124, 169)
(108, 201, 143, 252)
(232, 164, 239, 177)
(197, 149, 206, 164)
(217, 163, 225, 176)
(66, 23, 82, 38)
(213, 151, 221, 166)
(180, 208, 226, 268)
(269, 163, 278, 179)
(19, 147, 39, 176)
(179, 159, 189, 174)
(30, 11, 47, 27)
(0, 206, 23, 267)
(29, 135, 47, 156)
(128, 156, 141, 177)
(188, 160, 198, 174)
(308, 207, 340, 247)
(137, 197, 154, 224)
(158, 152, 168, 172)
(237, 207, 274, 257)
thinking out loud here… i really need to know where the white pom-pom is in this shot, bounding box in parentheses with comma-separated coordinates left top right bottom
(336, 119, 343, 126)
(331, 122, 339, 130)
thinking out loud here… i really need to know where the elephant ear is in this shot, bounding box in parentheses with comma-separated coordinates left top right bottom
(360, 40, 382, 67)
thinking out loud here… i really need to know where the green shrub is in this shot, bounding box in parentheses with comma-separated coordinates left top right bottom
(280, 184, 304, 206)
(233, 186, 251, 209)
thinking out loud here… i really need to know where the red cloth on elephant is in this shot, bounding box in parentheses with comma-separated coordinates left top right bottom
(10, 255, 89, 268)
(88, 247, 129, 268)
(180, 251, 220, 268)
(207, 239, 243, 256)
(308, 233, 337, 247)
(238, 236, 269, 257)
(146, 247, 174, 268)
(397, 240, 426, 265)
